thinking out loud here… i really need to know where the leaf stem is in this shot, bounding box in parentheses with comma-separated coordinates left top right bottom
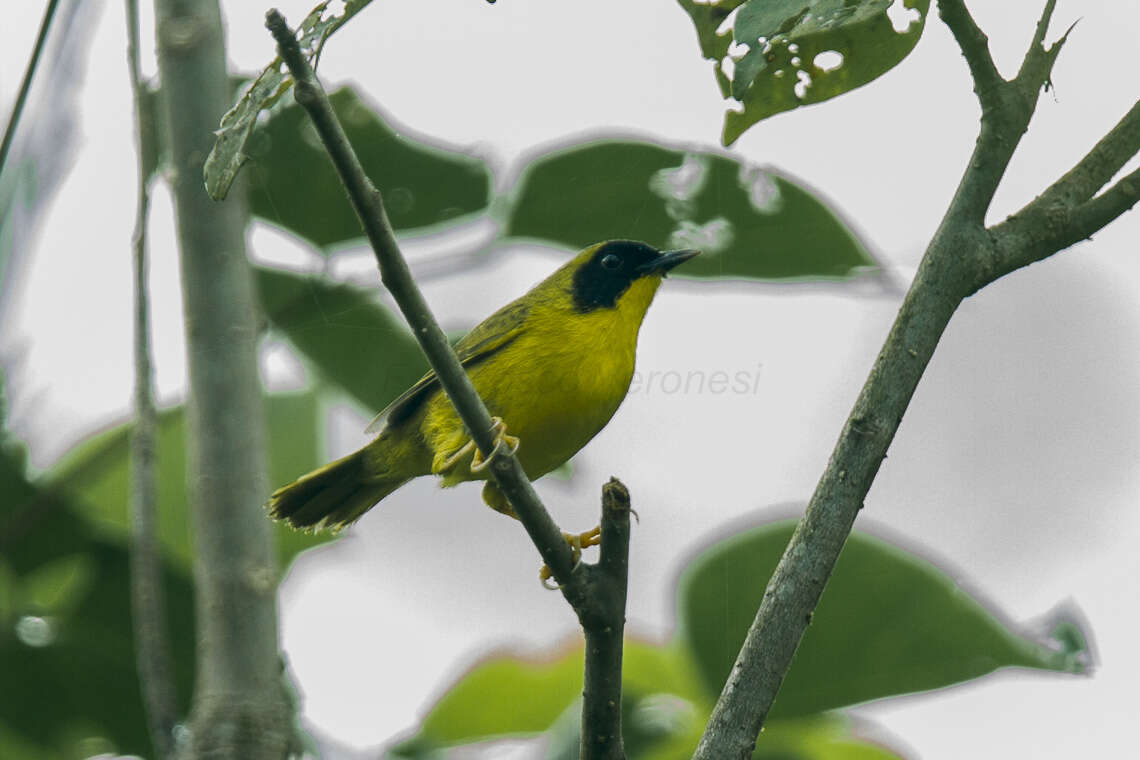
(0, 0, 62, 177)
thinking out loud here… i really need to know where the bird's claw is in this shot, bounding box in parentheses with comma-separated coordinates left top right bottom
(539, 525, 603, 589)
(470, 417, 520, 473)
(439, 416, 520, 473)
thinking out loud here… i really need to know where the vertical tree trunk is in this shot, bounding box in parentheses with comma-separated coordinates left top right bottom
(153, 1, 288, 757)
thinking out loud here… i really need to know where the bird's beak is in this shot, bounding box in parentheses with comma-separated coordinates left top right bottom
(637, 248, 700, 277)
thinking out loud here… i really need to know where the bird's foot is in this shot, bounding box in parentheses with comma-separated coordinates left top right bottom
(438, 417, 520, 474)
(566, 525, 602, 554)
(470, 417, 520, 473)
(437, 440, 474, 473)
(539, 525, 602, 589)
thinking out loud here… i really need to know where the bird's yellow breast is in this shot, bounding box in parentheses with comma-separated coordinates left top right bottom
(423, 275, 661, 482)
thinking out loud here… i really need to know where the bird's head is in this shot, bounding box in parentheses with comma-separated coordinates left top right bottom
(564, 240, 699, 316)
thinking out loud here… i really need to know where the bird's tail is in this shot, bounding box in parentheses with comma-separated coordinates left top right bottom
(267, 448, 408, 531)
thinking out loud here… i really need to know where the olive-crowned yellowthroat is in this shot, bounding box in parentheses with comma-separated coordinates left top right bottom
(267, 240, 698, 532)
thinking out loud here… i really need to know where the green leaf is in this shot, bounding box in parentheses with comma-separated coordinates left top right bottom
(542, 691, 702, 760)
(677, 519, 1090, 717)
(47, 391, 331, 573)
(244, 87, 492, 249)
(675, 0, 748, 65)
(392, 638, 706, 755)
(256, 266, 429, 413)
(636, 714, 907, 760)
(505, 140, 875, 280)
(752, 714, 907, 760)
(204, 0, 376, 200)
(0, 448, 196, 759)
(677, 0, 930, 144)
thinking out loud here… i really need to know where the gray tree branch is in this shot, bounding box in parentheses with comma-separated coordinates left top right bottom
(264, 10, 633, 758)
(153, 0, 289, 757)
(125, 0, 176, 756)
(574, 479, 632, 760)
(692, 1, 1140, 757)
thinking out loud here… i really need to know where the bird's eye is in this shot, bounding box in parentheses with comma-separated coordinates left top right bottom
(600, 254, 621, 271)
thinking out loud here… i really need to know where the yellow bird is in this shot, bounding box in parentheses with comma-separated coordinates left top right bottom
(267, 240, 698, 539)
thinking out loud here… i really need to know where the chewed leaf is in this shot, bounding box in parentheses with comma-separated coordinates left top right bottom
(204, 0, 375, 200)
(677, 0, 930, 145)
(506, 138, 877, 281)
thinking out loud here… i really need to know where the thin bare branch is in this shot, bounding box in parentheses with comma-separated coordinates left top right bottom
(265, 13, 635, 757)
(125, 0, 177, 755)
(1036, 101, 1140, 208)
(264, 8, 580, 586)
(0, 0, 62, 176)
(1016, 0, 1059, 82)
(937, 0, 1003, 105)
(1065, 166, 1140, 239)
(941, 0, 1068, 226)
(578, 479, 632, 760)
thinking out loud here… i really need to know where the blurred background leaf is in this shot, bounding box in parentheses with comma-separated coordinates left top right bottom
(677, 519, 1091, 717)
(0, 446, 194, 759)
(388, 515, 1089, 758)
(601, 713, 908, 760)
(390, 638, 705, 756)
(505, 139, 876, 280)
(47, 390, 332, 573)
(256, 266, 428, 414)
(245, 86, 493, 250)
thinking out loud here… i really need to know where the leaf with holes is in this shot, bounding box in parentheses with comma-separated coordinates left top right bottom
(204, 0, 376, 199)
(677, 519, 1091, 717)
(506, 139, 877, 281)
(677, 0, 931, 144)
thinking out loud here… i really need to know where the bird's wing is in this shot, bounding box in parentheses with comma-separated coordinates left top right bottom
(364, 301, 530, 433)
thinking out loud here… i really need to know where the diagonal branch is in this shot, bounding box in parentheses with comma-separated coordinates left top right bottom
(937, 0, 1002, 106)
(693, 3, 1139, 758)
(1016, 0, 1060, 83)
(938, 0, 1069, 227)
(264, 15, 635, 758)
(1035, 101, 1140, 208)
(263, 8, 578, 587)
(1064, 166, 1140, 239)
(988, 161, 1140, 283)
(978, 99, 1140, 286)
(0, 0, 62, 176)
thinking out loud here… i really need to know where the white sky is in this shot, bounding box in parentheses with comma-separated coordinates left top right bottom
(3, 1, 1140, 758)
